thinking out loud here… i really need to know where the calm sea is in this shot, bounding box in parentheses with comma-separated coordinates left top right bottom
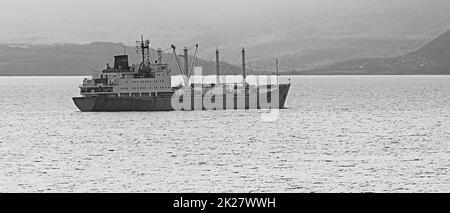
(0, 76, 449, 192)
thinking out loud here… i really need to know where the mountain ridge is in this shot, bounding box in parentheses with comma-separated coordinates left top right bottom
(309, 29, 450, 74)
(0, 42, 246, 76)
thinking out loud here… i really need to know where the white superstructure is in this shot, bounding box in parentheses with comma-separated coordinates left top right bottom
(80, 56, 173, 98)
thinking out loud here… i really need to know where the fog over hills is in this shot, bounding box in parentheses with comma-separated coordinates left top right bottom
(1, 0, 450, 75)
(0, 42, 244, 76)
(314, 30, 450, 74)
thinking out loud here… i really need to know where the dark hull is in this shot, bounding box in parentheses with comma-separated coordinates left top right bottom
(73, 84, 290, 112)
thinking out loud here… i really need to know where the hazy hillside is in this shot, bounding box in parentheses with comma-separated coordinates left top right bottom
(197, 0, 450, 71)
(245, 37, 426, 71)
(1, 0, 450, 74)
(313, 30, 450, 74)
(0, 43, 245, 76)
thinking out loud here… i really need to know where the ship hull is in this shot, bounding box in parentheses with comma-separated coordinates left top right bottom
(73, 84, 290, 112)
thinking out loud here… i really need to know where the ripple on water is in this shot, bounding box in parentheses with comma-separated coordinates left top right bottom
(0, 76, 449, 192)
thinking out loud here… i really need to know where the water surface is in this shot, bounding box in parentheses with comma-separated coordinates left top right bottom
(0, 76, 448, 192)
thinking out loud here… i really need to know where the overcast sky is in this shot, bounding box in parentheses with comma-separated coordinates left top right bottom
(0, 0, 370, 43)
(0, 0, 449, 48)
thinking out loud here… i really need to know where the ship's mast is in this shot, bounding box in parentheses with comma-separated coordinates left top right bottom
(216, 48, 220, 84)
(183, 47, 189, 82)
(171, 44, 198, 87)
(172, 45, 190, 87)
(141, 35, 145, 64)
(276, 58, 279, 85)
(242, 47, 246, 86)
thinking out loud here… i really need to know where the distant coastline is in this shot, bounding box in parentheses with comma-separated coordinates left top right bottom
(1, 29, 450, 76)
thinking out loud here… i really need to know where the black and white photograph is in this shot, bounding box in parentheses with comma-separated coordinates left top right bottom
(0, 0, 448, 208)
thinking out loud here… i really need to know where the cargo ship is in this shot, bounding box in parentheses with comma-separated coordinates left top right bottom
(72, 37, 290, 111)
